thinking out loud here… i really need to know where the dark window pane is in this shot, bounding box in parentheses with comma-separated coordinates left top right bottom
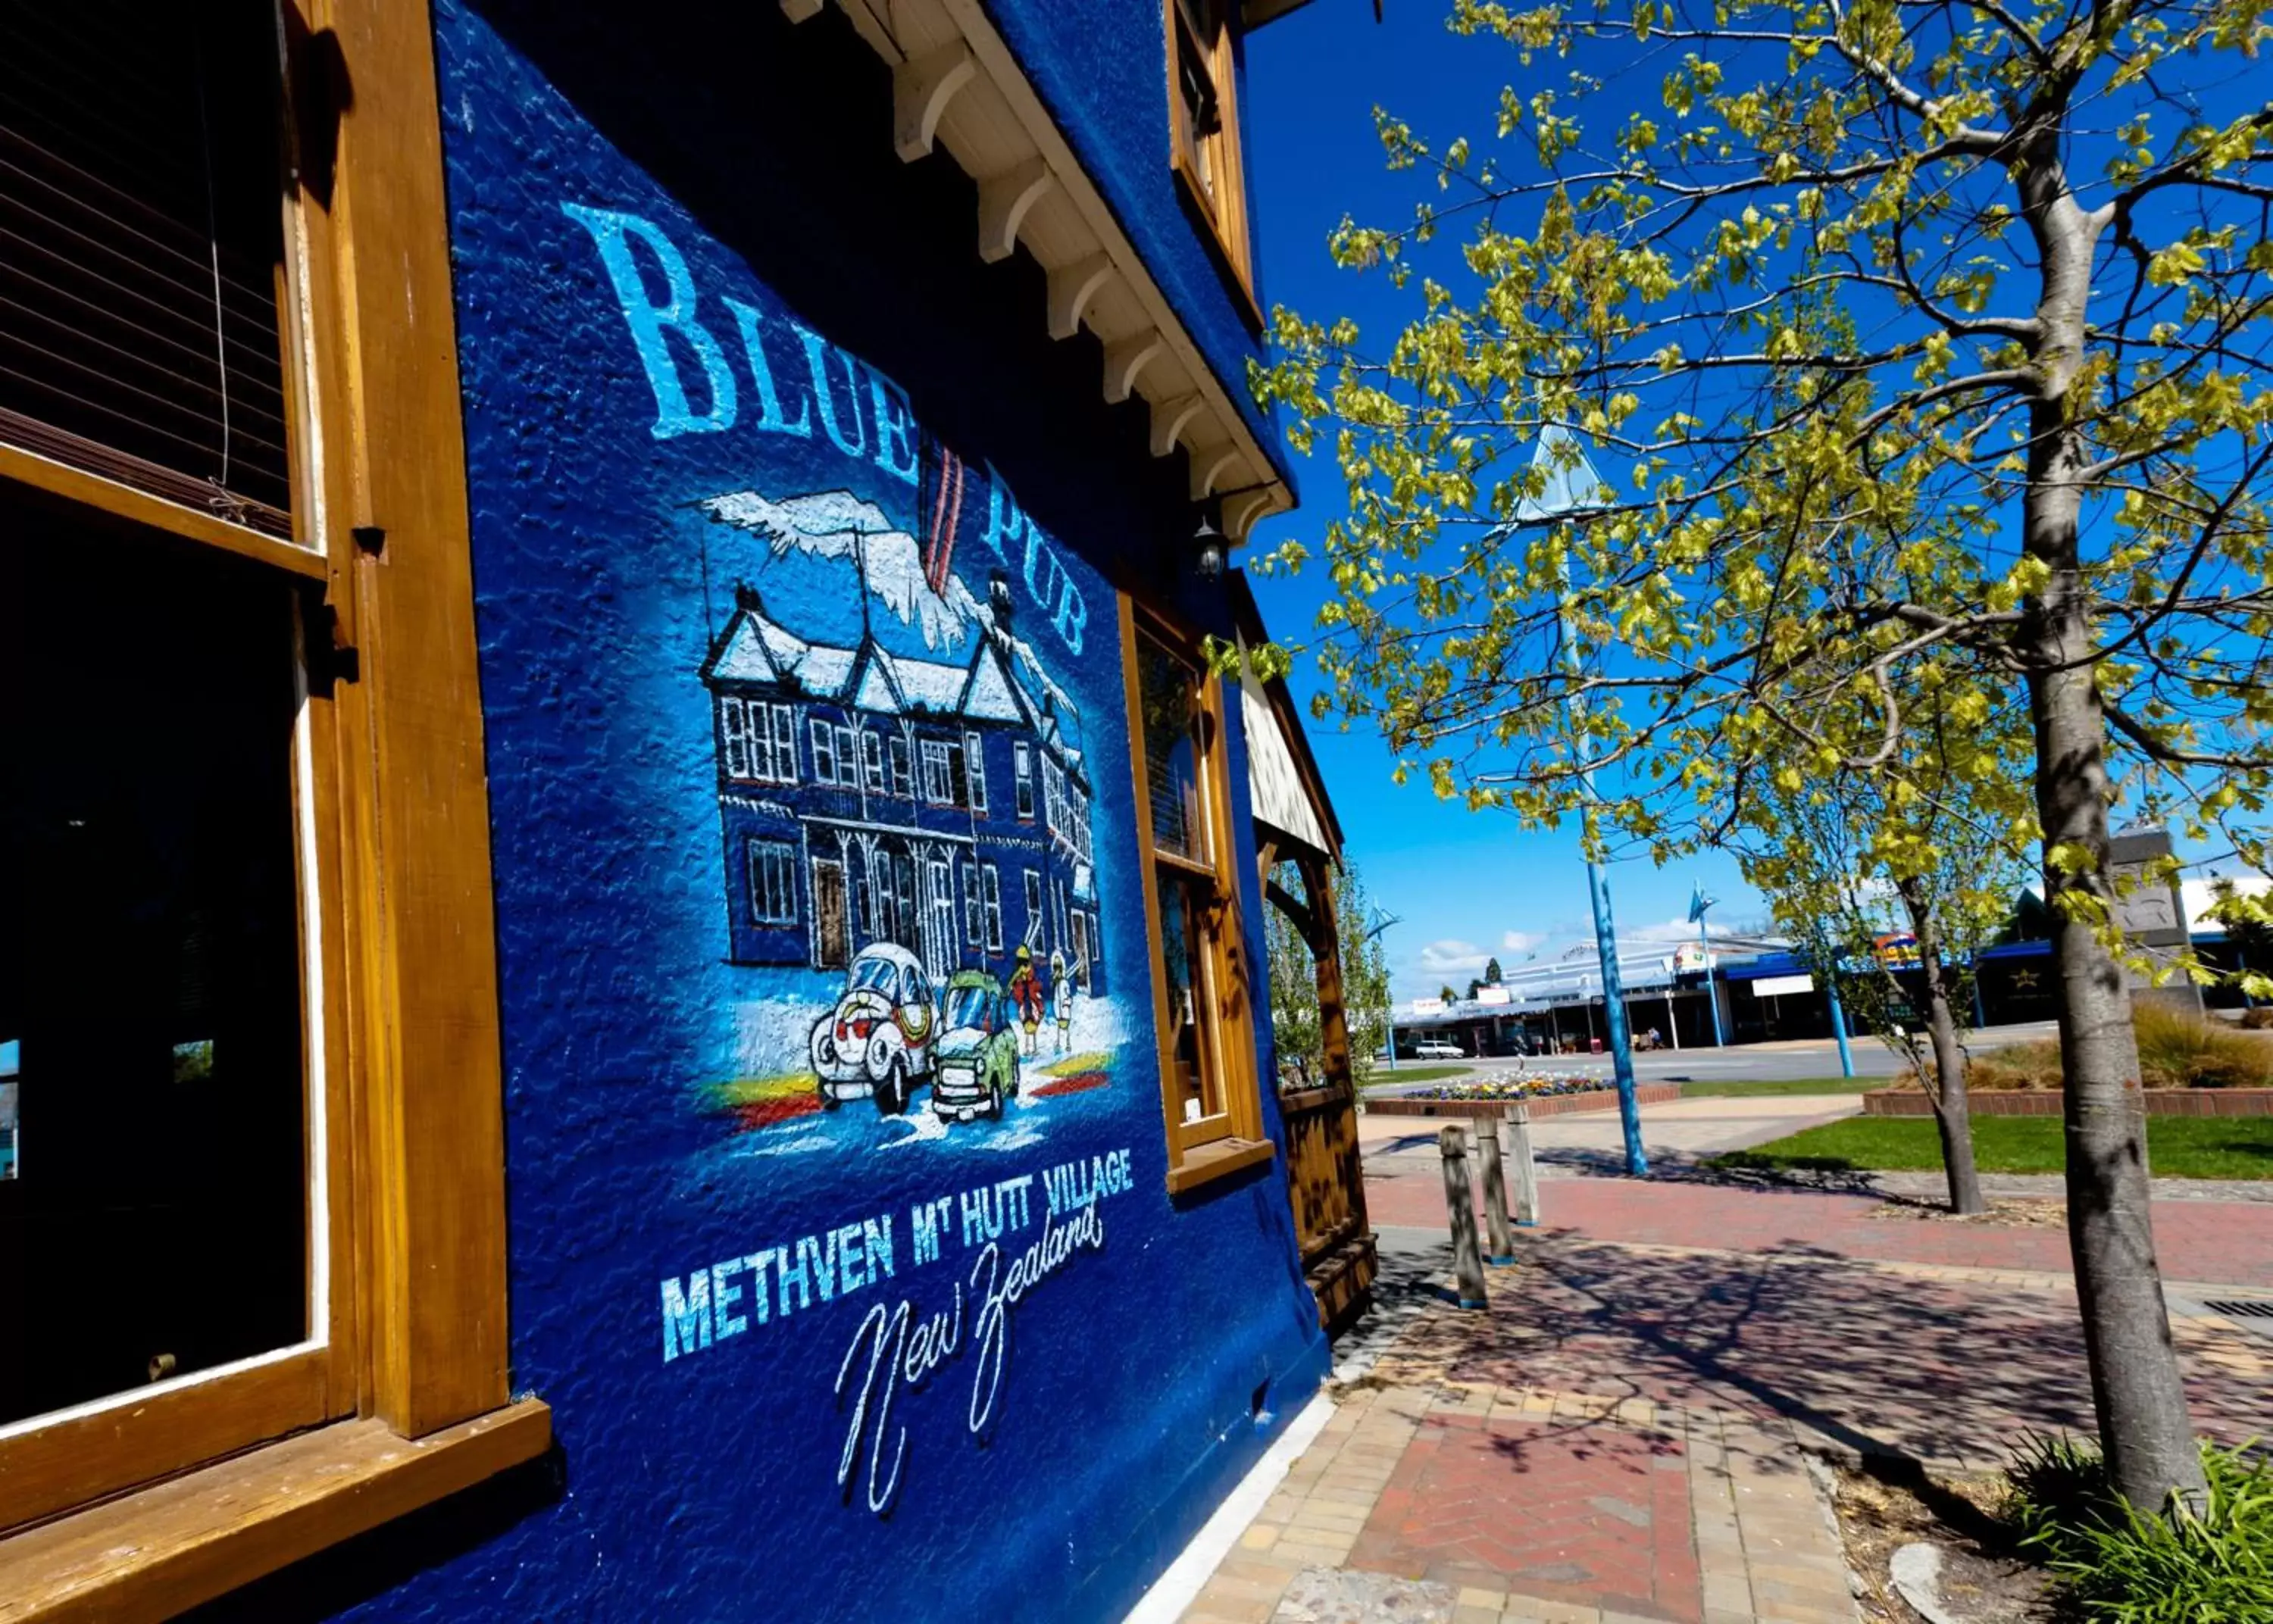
(1138, 635, 1209, 864)
(1158, 873, 1221, 1125)
(0, 492, 307, 1426)
(0, 2, 295, 535)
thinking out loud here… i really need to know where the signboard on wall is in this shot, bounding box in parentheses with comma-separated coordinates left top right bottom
(1751, 973, 1817, 998)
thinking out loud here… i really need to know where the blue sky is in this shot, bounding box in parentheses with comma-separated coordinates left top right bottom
(1239, 4, 1767, 998)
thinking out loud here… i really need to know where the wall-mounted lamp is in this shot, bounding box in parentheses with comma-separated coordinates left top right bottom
(1192, 509, 1225, 581)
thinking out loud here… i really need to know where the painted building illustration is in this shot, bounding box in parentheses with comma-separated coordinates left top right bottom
(0, 3, 1376, 1621)
(699, 490, 1104, 993)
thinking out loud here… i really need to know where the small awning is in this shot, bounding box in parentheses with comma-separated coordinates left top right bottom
(1242, 682, 1332, 860)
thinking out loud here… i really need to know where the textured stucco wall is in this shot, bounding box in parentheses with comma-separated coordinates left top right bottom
(184, 6, 1326, 1622)
(983, 0, 1289, 479)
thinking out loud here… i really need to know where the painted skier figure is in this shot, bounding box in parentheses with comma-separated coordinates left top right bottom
(1010, 943, 1045, 1057)
(1050, 951, 1074, 1054)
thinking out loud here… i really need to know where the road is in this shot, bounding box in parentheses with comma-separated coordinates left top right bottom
(1370, 1019, 2059, 1088)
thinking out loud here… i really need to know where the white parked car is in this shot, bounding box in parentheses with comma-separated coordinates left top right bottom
(811, 943, 936, 1115)
(1412, 1041, 1466, 1060)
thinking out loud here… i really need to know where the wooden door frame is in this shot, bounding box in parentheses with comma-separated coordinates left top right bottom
(1261, 842, 1377, 1332)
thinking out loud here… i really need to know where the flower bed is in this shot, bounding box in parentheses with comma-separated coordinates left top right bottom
(1400, 1073, 1609, 1101)
(1367, 1080, 1681, 1119)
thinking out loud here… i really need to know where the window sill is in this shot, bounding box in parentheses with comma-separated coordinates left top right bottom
(0, 1398, 552, 1624)
(1165, 1135, 1275, 1195)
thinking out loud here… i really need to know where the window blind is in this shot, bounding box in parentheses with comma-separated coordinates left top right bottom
(0, 2, 294, 537)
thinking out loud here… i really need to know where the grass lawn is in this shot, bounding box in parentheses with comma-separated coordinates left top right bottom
(1360, 1063, 1474, 1086)
(1675, 1077, 1882, 1098)
(1712, 1113, 2273, 1179)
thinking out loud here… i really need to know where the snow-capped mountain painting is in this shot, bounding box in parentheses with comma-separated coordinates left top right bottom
(702, 486, 1081, 735)
(702, 489, 985, 655)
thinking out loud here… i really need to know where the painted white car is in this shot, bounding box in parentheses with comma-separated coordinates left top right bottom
(1412, 1041, 1466, 1060)
(811, 944, 936, 1115)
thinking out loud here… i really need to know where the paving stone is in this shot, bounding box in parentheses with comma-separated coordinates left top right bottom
(1494, 1597, 1600, 1623)
(1190, 1589, 1281, 1624)
(1183, 1169, 2268, 1624)
(1271, 1566, 1462, 1623)
(1699, 1572, 1751, 1613)
(1280, 1539, 1362, 1566)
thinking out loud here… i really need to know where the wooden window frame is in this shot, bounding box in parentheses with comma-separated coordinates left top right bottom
(0, 2, 547, 1616)
(1164, 0, 1262, 329)
(1120, 596, 1274, 1195)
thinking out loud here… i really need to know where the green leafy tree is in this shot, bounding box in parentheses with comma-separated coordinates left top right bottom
(1439, 982, 1460, 1005)
(2204, 876, 2273, 1001)
(1484, 954, 1505, 984)
(1735, 662, 2036, 1212)
(1267, 893, 1324, 1086)
(1343, 873, 1396, 1086)
(1253, 0, 2273, 1511)
(1265, 860, 1395, 1090)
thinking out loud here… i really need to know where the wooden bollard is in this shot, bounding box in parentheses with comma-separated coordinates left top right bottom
(1438, 1124, 1489, 1308)
(1477, 1116, 1515, 1264)
(1506, 1102, 1541, 1227)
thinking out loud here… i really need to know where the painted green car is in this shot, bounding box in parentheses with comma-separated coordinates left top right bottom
(930, 972, 1020, 1123)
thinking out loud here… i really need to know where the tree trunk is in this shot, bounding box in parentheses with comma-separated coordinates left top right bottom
(1897, 881, 1984, 1215)
(2015, 157, 2206, 1513)
(2028, 652, 2203, 1511)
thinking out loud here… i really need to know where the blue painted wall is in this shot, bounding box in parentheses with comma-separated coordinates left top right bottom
(983, 0, 1289, 475)
(188, 6, 1324, 1622)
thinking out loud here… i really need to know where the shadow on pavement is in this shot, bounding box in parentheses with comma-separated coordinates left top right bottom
(1339, 1224, 2268, 1473)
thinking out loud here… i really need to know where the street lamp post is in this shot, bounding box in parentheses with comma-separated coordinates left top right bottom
(1527, 426, 1645, 1176)
(1689, 885, 1727, 1048)
(1826, 962, 1856, 1077)
(1368, 908, 1402, 1072)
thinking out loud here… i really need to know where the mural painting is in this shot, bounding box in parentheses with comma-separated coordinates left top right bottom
(695, 474, 1111, 1140)
(549, 204, 1136, 1172)
(530, 195, 1182, 1520)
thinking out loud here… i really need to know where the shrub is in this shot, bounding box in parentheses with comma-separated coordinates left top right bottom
(1965, 1039, 2065, 1091)
(2131, 1004, 2273, 1089)
(2006, 1435, 2273, 1622)
(2240, 1007, 2273, 1031)
(1937, 1006, 2273, 1092)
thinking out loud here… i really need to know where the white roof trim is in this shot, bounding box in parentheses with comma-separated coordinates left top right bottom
(788, 0, 1293, 542)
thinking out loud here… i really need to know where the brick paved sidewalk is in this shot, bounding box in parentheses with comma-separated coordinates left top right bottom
(1362, 1170, 2273, 1288)
(1174, 1231, 2273, 1624)
(1181, 1372, 1856, 1623)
